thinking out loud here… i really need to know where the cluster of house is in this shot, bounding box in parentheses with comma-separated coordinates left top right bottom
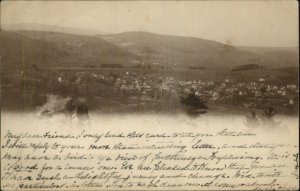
(52, 70, 298, 110)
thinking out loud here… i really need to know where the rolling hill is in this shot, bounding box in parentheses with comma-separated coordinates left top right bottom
(2, 23, 106, 36)
(0, 29, 297, 71)
(237, 46, 298, 67)
(0, 31, 140, 70)
(99, 31, 298, 68)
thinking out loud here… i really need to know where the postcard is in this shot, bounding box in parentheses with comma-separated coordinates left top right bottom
(1, 1, 298, 190)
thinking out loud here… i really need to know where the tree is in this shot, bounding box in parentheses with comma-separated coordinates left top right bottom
(245, 110, 260, 128)
(263, 106, 276, 118)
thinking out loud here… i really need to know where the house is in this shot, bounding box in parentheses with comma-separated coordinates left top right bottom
(287, 84, 297, 89)
(212, 92, 219, 100)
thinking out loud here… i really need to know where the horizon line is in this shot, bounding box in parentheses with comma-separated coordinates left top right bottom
(1, 23, 298, 48)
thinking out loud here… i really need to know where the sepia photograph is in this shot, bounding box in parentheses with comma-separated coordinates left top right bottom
(0, 0, 299, 190)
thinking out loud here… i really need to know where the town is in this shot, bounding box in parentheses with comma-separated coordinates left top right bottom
(1, 67, 298, 116)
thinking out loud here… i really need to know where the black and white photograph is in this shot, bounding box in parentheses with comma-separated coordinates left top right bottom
(1, 0, 299, 190)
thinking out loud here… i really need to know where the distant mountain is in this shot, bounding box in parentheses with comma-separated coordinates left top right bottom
(0, 31, 140, 70)
(2, 23, 106, 36)
(99, 31, 298, 68)
(1, 30, 297, 71)
(237, 46, 298, 67)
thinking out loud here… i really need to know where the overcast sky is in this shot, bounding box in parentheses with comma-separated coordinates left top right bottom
(1, 0, 298, 47)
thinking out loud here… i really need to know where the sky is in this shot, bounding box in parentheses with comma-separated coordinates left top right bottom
(1, 0, 298, 47)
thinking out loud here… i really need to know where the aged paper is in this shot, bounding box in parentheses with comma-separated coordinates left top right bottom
(1, 0, 299, 190)
(1, 114, 299, 190)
